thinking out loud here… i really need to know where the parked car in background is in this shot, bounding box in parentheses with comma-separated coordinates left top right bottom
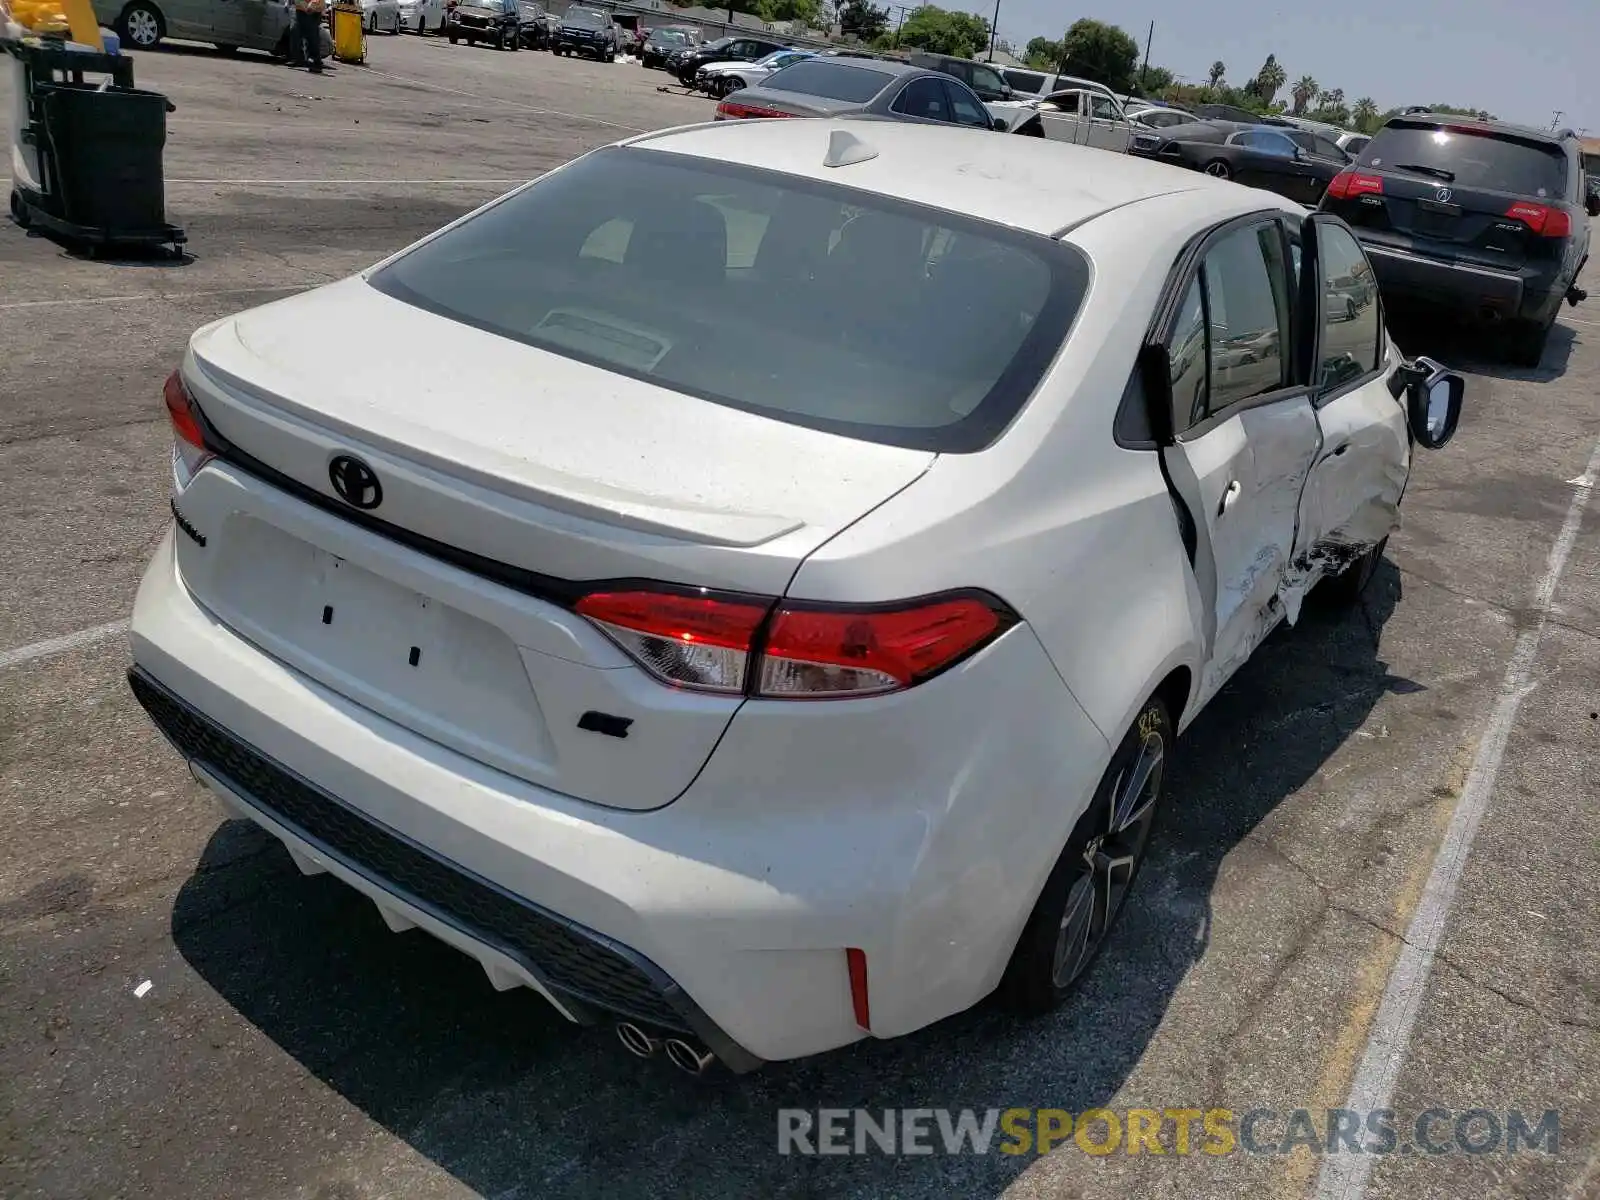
(133, 119, 1462, 1072)
(359, 0, 402, 33)
(1127, 105, 1196, 131)
(550, 5, 617, 57)
(398, 0, 447, 33)
(906, 52, 1013, 102)
(94, 0, 332, 54)
(1133, 120, 1349, 205)
(697, 49, 813, 98)
(715, 58, 1004, 132)
(674, 34, 788, 85)
(447, 0, 519, 49)
(1337, 131, 1370, 156)
(514, 0, 553, 46)
(1010, 87, 1135, 151)
(640, 24, 693, 69)
(1196, 102, 1261, 124)
(1321, 115, 1597, 365)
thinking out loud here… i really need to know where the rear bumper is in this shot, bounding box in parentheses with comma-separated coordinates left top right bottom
(129, 526, 1109, 1064)
(1359, 241, 1559, 322)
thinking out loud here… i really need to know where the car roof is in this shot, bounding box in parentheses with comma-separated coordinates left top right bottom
(624, 118, 1299, 237)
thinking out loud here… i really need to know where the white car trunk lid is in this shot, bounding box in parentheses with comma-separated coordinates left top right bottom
(175, 280, 933, 810)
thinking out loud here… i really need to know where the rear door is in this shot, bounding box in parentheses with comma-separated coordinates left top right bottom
(1156, 215, 1319, 703)
(1232, 130, 1303, 197)
(1325, 120, 1575, 278)
(889, 77, 952, 124)
(1284, 212, 1410, 609)
(942, 80, 995, 130)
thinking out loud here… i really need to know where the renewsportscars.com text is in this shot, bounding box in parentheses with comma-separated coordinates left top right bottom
(776, 1107, 1560, 1157)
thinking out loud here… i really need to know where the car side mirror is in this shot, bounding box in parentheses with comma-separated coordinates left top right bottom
(992, 115, 1008, 131)
(1394, 356, 1464, 449)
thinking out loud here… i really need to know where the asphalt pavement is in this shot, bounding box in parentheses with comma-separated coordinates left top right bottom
(1, 35, 1597, 1200)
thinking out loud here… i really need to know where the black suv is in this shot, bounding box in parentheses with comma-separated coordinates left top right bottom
(1321, 114, 1598, 365)
(674, 35, 787, 87)
(446, 0, 520, 49)
(906, 53, 1014, 102)
(552, 5, 618, 59)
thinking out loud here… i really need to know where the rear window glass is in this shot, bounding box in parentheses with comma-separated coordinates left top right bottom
(1361, 124, 1567, 197)
(1002, 69, 1048, 94)
(762, 60, 892, 103)
(564, 7, 606, 25)
(369, 148, 1088, 452)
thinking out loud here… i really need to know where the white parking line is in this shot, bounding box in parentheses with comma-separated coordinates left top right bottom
(0, 285, 308, 312)
(357, 65, 650, 132)
(1315, 437, 1600, 1200)
(0, 620, 130, 671)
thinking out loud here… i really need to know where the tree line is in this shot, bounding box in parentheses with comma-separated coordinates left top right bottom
(826, 3, 1493, 133)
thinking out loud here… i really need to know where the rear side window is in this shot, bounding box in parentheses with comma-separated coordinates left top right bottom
(370, 148, 1089, 452)
(1002, 68, 1048, 94)
(1361, 123, 1568, 198)
(762, 60, 892, 102)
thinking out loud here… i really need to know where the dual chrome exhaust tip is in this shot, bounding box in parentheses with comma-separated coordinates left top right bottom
(616, 1022, 716, 1076)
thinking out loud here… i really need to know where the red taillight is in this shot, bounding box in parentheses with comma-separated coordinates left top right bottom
(575, 590, 770, 695)
(1504, 200, 1571, 238)
(164, 370, 206, 450)
(759, 596, 1004, 697)
(1327, 171, 1384, 200)
(575, 588, 1011, 698)
(846, 948, 870, 1031)
(164, 369, 214, 485)
(715, 99, 795, 120)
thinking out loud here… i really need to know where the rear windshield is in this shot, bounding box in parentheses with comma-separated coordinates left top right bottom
(1360, 123, 1568, 198)
(369, 148, 1088, 451)
(762, 60, 893, 103)
(647, 29, 686, 43)
(563, 7, 607, 25)
(1002, 68, 1048, 94)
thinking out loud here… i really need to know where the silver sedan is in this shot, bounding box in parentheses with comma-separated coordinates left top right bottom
(714, 58, 1006, 132)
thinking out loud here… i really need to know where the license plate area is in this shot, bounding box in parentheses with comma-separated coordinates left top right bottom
(207, 516, 554, 777)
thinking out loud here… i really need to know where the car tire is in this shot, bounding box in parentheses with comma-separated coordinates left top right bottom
(447, 28, 457, 42)
(1505, 317, 1551, 368)
(1015, 117, 1044, 137)
(997, 695, 1171, 1015)
(213, 41, 237, 53)
(1315, 536, 1387, 608)
(726, 76, 745, 92)
(118, 0, 165, 50)
(9, 188, 30, 228)
(1203, 159, 1232, 179)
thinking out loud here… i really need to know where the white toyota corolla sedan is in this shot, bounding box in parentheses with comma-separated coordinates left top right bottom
(129, 119, 1462, 1074)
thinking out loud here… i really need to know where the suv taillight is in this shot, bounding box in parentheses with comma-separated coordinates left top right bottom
(1504, 200, 1571, 238)
(576, 588, 1014, 699)
(1327, 171, 1384, 200)
(715, 99, 794, 120)
(163, 370, 214, 487)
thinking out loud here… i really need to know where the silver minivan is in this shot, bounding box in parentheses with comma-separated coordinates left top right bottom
(94, 0, 332, 56)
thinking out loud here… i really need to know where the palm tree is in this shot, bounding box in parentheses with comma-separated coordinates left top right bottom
(1317, 87, 1345, 110)
(1254, 54, 1286, 106)
(1352, 96, 1378, 132)
(1290, 74, 1318, 116)
(1208, 60, 1225, 88)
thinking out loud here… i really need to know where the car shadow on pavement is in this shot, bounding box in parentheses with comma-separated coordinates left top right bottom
(170, 567, 1410, 1199)
(1387, 308, 1577, 383)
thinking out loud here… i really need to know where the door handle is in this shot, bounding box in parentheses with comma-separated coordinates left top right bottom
(1218, 479, 1242, 516)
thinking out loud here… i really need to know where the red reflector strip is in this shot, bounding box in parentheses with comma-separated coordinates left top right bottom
(846, 948, 870, 1031)
(715, 100, 796, 120)
(163, 370, 207, 450)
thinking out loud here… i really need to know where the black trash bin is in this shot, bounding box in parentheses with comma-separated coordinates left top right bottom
(40, 83, 174, 236)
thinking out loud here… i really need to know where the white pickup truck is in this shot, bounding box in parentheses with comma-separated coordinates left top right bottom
(987, 73, 1136, 152)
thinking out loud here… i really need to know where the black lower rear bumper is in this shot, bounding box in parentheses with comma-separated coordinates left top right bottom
(1360, 241, 1561, 323)
(128, 666, 763, 1072)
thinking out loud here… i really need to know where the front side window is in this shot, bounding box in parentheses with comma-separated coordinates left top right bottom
(370, 147, 1088, 451)
(1168, 277, 1209, 427)
(1192, 223, 1292, 419)
(1088, 95, 1118, 120)
(1043, 91, 1080, 115)
(1315, 221, 1382, 391)
(968, 63, 1005, 96)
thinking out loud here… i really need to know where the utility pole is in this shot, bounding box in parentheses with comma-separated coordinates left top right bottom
(1550, 110, 1564, 130)
(986, 0, 998, 61)
(1138, 19, 1152, 94)
(891, 2, 912, 38)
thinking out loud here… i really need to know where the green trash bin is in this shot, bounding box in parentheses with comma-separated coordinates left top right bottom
(40, 82, 174, 238)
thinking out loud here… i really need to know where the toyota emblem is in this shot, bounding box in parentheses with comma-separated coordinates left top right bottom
(1434, 187, 1452, 203)
(328, 454, 383, 510)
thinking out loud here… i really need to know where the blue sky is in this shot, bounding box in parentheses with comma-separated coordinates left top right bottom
(994, 0, 1598, 132)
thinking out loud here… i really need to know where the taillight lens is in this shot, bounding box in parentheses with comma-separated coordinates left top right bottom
(576, 588, 1012, 698)
(1327, 171, 1384, 200)
(759, 596, 1005, 697)
(715, 99, 795, 120)
(575, 590, 770, 695)
(163, 370, 214, 488)
(1504, 200, 1571, 238)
